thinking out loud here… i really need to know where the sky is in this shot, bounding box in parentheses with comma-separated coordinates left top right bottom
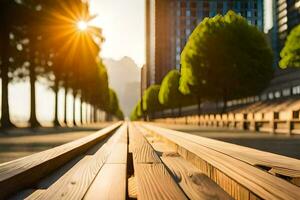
(89, 0, 145, 67)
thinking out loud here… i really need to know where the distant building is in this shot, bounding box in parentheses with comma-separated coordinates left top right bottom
(145, 0, 264, 89)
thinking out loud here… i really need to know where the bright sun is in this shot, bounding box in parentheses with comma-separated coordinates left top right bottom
(77, 20, 88, 31)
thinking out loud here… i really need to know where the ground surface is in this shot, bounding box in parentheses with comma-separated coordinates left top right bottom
(155, 123, 300, 160)
(0, 122, 113, 164)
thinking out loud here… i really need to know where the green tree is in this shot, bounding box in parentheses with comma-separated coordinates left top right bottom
(142, 85, 163, 119)
(280, 24, 300, 68)
(180, 11, 273, 112)
(159, 70, 194, 116)
(130, 100, 142, 121)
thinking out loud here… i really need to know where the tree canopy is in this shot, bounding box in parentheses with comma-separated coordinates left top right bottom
(107, 88, 124, 120)
(159, 69, 194, 109)
(0, 0, 120, 127)
(180, 11, 273, 107)
(142, 85, 163, 116)
(280, 24, 300, 68)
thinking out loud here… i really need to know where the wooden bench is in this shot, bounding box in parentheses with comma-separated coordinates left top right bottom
(135, 124, 233, 200)
(0, 122, 122, 199)
(141, 123, 300, 200)
(129, 123, 187, 200)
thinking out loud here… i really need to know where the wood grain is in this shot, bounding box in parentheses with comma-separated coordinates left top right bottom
(142, 123, 300, 200)
(139, 125, 232, 200)
(135, 163, 187, 200)
(162, 155, 233, 200)
(84, 123, 128, 199)
(0, 122, 122, 199)
(146, 123, 300, 179)
(130, 123, 187, 200)
(24, 124, 127, 200)
(129, 124, 161, 163)
(84, 164, 126, 200)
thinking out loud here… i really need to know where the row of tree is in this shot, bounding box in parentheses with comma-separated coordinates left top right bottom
(131, 11, 274, 120)
(0, 0, 123, 128)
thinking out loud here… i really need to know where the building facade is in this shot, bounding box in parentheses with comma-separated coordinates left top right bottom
(145, 0, 264, 88)
(262, 0, 300, 99)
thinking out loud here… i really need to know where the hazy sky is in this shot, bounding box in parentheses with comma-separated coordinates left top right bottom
(89, 0, 145, 67)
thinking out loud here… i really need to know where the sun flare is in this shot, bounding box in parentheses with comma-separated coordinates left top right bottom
(77, 20, 88, 31)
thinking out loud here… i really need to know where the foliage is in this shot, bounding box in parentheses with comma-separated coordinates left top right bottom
(180, 11, 273, 105)
(159, 70, 194, 108)
(107, 88, 124, 120)
(280, 24, 300, 68)
(142, 85, 163, 115)
(130, 100, 143, 121)
(0, 0, 119, 127)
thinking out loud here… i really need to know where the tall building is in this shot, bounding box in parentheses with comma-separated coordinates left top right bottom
(145, 0, 175, 86)
(272, 0, 300, 63)
(145, 0, 264, 87)
(263, 0, 300, 99)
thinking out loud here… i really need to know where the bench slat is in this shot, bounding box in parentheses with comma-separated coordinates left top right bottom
(84, 123, 128, 200)
(130, 124, 187, 200)
(143, 123, 300, 200)
(26, 124, 125, 200)
(0, 122, 122, 199)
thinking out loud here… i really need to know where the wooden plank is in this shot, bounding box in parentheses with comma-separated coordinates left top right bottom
(129, 124, 161, 163)
(139, 125, 232, 200)
(84, 123, 128, 199)
(129, 123, 187, 199)
(84, 164, 126, 200)
(24, 124, 126, 200)
(161, 155, 233, 200)
(0, 122, 122, 199)
(142, 123, 300, 200)
(135, 163, 188, 200)
(106, 123, 128, 164)
(144, 123, 300, 179)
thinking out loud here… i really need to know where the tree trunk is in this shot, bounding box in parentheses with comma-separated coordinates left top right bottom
(197, 97, 201, 126)
(29, 62, 40, 128)
(90, 105, 93, 123)
(86, 104, 89, 124)
(94, 107, 97, 123)
(72, 90, 77, 126)
(222, 95, 227, 114)
(53, 78, 60, 127)
(80, 98, 83, 125)
(64, 81, 68, 126)
(178, 104, 182, 117)
(0, 28, 15, 128)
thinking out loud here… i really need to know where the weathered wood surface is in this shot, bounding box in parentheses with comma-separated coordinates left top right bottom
(143, 123, 300, 179)
(142, 123, 300, 200)
(22, 124, 127, 200)
(84, 123, 128, 200)
(129, 123, 161, 163)
(129, 124, 187, 200)
(137, 125, 233, 200)
(0, 122, 122, 199)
